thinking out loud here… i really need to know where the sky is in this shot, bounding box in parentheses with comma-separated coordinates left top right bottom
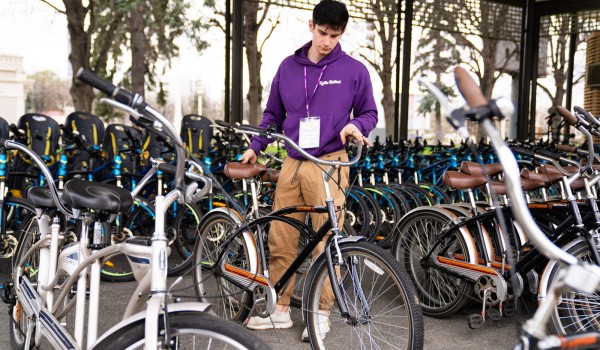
(0, 1, 372, 100)
(0, 0, 588, 140)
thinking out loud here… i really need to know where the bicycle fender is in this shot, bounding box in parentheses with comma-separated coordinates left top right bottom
(338, 235, 366, 244)
(201, 207, 259, 272)
(537, 238, 584, 301)
(392, 206, 479, 265)
(90, 302, 212, 349)
(205, 207, 246, 224)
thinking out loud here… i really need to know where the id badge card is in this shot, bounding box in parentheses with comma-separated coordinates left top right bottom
(299, 116, 320, 149)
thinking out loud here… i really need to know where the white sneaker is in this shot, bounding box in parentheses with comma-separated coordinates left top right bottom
(302, 311, 330, 342)
(246, 309, 293, 330)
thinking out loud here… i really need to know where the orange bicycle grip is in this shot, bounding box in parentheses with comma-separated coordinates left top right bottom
(556, 106, 578, 126)
(454, 67, 487, 108)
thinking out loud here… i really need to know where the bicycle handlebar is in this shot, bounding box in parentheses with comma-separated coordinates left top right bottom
(231, 122, 363, 167)
(0, 139, 72, 217)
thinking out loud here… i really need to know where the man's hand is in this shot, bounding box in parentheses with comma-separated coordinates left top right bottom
(240, 149, 257, 164)
(340, 124, 373, 147)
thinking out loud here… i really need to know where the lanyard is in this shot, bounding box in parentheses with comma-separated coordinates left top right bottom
(304, 65, 327, 117)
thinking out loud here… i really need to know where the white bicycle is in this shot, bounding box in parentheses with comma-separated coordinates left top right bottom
(7, 68, 271, 350)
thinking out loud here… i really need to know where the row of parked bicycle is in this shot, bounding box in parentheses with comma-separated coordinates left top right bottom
(1, 66, 599, 350)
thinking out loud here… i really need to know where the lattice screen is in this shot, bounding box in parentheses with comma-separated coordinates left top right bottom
(585, 31, 600, 116)
(413, 0, 522, 41)
(254, 0, 522, 38)
(540, 9, 600, 37)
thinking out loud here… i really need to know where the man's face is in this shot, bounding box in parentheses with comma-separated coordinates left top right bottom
(309, 20, 344, 57)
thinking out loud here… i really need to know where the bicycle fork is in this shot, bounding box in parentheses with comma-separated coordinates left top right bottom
(321, 165, 371, 324)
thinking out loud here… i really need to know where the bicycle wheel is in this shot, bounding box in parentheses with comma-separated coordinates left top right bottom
(9, 215, 39, 350)
(1, 197, 37, 259)
(546, 241, 600, 335)
(93, 311, 270, 349)
(193, 211, 253, 321)
(344, 189, 370, 238)
(416, 182, 452, 205)
(303, 241, 424, 350)
(167, 202, 204, 276)
(101, 198, 155, 282)
(289, 220, 356, 309)
(392, 207, 475, 317)
(363, 185, 402, 247)
(349, 186, 381, 241)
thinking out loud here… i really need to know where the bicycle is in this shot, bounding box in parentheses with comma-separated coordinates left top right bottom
(424, 66, 600, 349)
(7, 67, 270, 350)
(193, 122, 424, 349)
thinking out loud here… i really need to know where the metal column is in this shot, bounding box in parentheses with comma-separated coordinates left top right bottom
(231, 0, 244, 124)
(399, 0, 413, 141)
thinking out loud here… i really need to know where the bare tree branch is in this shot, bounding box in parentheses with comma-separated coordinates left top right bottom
(259, 14, 279, 53)
(41, 0, 66, 14)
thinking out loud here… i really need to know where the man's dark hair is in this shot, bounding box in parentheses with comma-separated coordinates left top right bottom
(312, 0, 349, 32)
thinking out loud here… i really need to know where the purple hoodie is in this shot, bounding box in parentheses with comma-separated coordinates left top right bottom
(249, 41, 378, 160)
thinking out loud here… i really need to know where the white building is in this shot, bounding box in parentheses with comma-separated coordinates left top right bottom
(0, 55, 26, 125)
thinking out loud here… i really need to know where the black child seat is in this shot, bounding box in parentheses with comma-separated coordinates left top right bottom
(180, 114, 213, 156)
(17, 113, 60, 166)
(65, 111, 105, 150)
(0, 116, 10, 139)
(102, 123, 144, 176)
(64, 111, 105, 173)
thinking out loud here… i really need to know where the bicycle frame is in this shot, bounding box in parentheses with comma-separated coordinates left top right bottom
(11, 97, 213, 349)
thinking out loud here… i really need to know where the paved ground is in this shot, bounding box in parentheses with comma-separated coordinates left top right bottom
(0, 258, 525, 350)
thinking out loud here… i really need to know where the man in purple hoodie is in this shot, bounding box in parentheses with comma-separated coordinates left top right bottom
(241, 0, 378, 341)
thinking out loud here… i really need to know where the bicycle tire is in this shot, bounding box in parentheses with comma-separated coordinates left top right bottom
(416, 182, 452, 205)
(167, 202, 204, 276)
(9, 215, 39, 350)
(546, 241, 600, 335)
(363, 184, 402, 247)
(0, 196, 37, 259)
(101, 197, 155, 282)
(392, 207, 475, 317)
(193, 211, 253, 321)
(349, 186, 381, 238)
(92, 311, 270, 350)
(303, 241, 424, 350)
(343, 189, 370, 238)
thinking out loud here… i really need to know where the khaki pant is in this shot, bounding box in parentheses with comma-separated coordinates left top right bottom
(268, 149, 349, 308)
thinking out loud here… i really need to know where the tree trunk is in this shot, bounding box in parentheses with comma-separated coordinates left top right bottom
(131, 1, 147, 98)
(244, 1, 263, 126)
(63, 0, 94, 112)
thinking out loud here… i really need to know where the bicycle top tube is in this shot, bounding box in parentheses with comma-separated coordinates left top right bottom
(228, 122, 363, 168)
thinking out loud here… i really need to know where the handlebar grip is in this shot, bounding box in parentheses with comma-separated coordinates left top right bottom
(76, 67, 118, 98)
(157, 162, 177, 175)
(556, 106, 578, 126)
(574, 106, 599, 125)
(237, 124, 265, 134)
(555, 144, 577, 153)
(537, 149, 562, 159)
(76, 67, 136, 107)
(454, 66, 487, 108)
(512, 147, 535, 158)
(215, 120, 231, 128)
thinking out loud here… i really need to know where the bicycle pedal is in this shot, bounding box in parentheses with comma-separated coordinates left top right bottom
(486, 308, 502, 322)
(467, 314, 484, 329)
(503, 303, 516, 317)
